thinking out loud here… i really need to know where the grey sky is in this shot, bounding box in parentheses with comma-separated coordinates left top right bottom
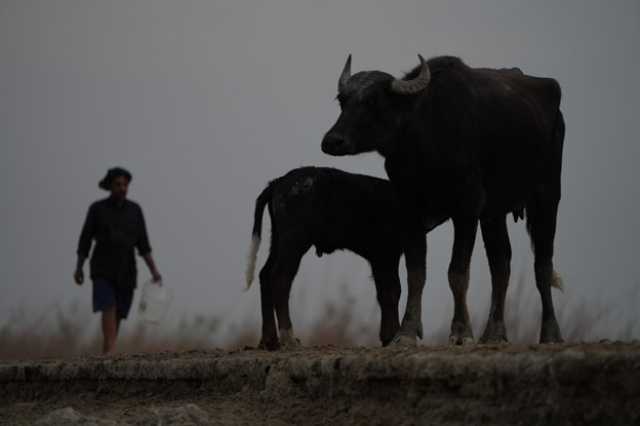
(2, 0, 639, 340)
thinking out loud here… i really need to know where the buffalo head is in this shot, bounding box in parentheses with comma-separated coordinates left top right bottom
(322, 55, 431, 156)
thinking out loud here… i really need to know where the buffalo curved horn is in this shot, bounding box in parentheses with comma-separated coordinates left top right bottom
(338, 54, 352, 94)
(391, 54, 431, 95)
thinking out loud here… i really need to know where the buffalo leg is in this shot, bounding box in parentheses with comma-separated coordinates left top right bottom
(371, 260, 401, 346)
(393, 235, 427, 346)
(528, 197, 563, 343)
(448, 217, 478, 345)
(479, 215, 511, 343)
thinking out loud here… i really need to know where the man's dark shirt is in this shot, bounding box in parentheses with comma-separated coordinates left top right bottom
(77, 197, 152, 288)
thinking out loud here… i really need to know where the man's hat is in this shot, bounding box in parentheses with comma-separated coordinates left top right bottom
(98, 167, 132, 191)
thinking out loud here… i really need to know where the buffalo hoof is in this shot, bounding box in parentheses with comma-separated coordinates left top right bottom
(449, 321, 474, 345)
(280, 336, 301, 349)
(391, 333, 417, 347)
(479, 320, 508, 344)
(391, 321, 423, 344)
(539, 319, 564, 344)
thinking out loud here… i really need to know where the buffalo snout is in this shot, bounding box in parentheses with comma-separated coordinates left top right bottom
(321, 133, 352, 156)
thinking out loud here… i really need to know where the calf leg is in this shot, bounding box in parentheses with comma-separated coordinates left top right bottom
(258, 255, 279, 350)
(448, 217, 478, 345)
(479, 215, 511, 343)
(272, 241, 309, 349)
(371, 261, 401, 346)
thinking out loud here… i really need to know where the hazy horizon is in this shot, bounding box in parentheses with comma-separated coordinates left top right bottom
(2, 0, 639, 343)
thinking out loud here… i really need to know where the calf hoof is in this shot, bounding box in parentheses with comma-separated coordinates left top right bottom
(449, 335, 474, 345)
(539, 319, 564, 344)
(479, 320, 508, 344)
(279, 329, 301, 350)
(449, 321, 474, 346)
(391, 333, 417, 347)
(258, 337, 280, 351)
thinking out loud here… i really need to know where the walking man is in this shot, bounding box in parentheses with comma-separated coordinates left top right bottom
(74, 167, 162, 354)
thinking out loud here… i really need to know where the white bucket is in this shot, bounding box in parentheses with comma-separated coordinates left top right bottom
(138, 279, 172, 324)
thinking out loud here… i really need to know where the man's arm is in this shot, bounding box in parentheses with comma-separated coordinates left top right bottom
(74, 204, 95, 285)
(137, 206, 161, 283)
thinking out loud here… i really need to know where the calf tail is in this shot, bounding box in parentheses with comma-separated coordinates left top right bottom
(245, 182, 274, 291)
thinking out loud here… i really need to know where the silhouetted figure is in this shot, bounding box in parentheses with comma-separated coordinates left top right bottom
(74, 167, 161, 354)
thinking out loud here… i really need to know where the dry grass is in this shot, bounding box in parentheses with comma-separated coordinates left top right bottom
(1, 274, 637, 360)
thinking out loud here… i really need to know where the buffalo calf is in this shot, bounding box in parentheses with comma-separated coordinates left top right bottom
(245, 167, 432, 350)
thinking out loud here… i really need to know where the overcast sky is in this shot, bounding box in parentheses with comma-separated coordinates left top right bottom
(2, 0, 639, 342)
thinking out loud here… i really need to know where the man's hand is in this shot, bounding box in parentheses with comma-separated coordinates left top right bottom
(143, 253, 162, 285)
(74, 269, 84, 285)
(74, 255, 87, 286)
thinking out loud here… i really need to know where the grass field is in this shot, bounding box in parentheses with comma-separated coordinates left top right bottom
(1, 274, 637, 360)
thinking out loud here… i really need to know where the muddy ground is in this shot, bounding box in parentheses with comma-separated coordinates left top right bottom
(1, 342, 640, 425)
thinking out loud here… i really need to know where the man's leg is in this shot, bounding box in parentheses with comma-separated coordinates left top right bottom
(101, 305, 118, 354)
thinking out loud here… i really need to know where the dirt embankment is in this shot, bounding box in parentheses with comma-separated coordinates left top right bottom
(1, 343, 640, 425)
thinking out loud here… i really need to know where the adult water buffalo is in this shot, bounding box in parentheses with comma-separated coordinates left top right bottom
(245, 167, 427, 350)
(322, 55, 565, 344)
